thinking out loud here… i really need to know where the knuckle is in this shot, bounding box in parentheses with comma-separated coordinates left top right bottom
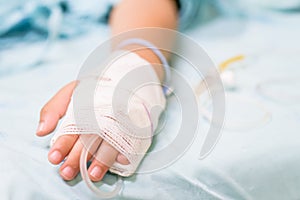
(66, 134, 79, 141)
(40, 106, 48, 116)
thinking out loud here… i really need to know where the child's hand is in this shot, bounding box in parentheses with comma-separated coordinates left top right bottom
(36, 52, 166, 181)
(36, 81, 130, 181)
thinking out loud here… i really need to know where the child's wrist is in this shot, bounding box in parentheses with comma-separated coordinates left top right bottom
(116, 38, 171, 95)
(123, 45, 165, 82)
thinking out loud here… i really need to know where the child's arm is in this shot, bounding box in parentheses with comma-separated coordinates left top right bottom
(37, 0, 179, 182)
(110, 0, 178, 81)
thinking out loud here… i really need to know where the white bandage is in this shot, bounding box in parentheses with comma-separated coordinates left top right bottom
(51, 51, 166, 177)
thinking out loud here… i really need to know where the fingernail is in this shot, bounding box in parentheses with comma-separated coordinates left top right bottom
(36, 121, 45, 134)
(49, 150, 62, 163)
(90, 166, 103, 179)
(62, 166, 75, 179)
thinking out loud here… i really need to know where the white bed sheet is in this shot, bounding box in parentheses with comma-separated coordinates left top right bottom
(1, 13, 300, 200)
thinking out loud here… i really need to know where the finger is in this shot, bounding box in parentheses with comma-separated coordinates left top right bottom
(116, 153, 130, 165)
(48, 134, 79, 165)
(59, 138, 82, 180)
(36, 81, 77, 136)
(59, 136, 102, 180)
(88, 141, 119, 181)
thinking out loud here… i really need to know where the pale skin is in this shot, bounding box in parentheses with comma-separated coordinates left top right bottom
(36, 0, 178, 181)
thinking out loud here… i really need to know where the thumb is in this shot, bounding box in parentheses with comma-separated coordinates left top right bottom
(36, 81, 77, 136)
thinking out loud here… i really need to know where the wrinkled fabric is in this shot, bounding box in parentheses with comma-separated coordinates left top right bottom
(1, 0, 300, 39)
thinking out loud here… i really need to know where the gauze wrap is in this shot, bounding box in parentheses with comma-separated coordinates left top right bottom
(51, 51, 166, 177)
